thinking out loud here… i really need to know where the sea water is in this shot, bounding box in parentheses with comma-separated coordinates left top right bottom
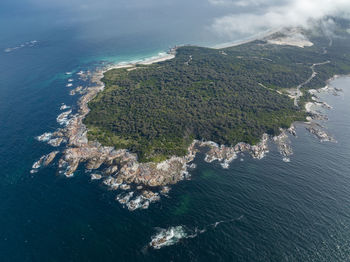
(1, 1, 350, 261)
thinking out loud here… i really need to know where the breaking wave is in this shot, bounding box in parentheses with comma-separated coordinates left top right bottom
(149, 226, 187, 249)
(4, 40, 38, 53)
(148, 215, 244, 250)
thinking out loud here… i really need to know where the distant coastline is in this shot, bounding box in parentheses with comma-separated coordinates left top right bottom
(212, 28, 279, 49)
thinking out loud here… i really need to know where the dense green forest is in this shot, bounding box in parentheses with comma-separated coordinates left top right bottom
(84, 20, 350, 162)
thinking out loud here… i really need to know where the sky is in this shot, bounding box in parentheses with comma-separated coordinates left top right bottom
(1, 0, 350, 44)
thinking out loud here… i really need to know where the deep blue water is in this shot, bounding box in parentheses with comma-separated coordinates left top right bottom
(1, 1, 350, 261)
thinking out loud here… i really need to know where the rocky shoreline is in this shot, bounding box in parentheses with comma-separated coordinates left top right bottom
(32, 58, 201, 211)
(303, 83, 342, 142)
(31, 56, 344, 211)
(201, 134, 269, 168)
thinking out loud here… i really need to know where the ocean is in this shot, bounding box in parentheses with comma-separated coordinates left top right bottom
(1, 1, 350, 261)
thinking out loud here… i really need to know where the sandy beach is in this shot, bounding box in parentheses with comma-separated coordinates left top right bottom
(105, 52, 176, 71)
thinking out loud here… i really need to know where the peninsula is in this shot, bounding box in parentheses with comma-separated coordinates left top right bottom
(33, 18, 350, 211)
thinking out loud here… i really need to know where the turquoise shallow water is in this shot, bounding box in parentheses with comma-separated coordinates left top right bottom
(1, 1, 350, 261)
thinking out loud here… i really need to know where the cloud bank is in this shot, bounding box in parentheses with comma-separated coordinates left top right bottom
(210, 0, 350, 37)
(209, 0, 286, 7)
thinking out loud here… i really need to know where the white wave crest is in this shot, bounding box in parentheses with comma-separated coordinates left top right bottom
(148, 215, 244, 249)
(4, 40, 38, 53)
(56, 110, 72, 126)
(149, 226, 187, 249)
(36, 132, 53, 142)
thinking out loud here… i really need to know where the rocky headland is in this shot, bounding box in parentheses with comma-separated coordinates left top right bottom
(303, 83, 343, 142)
(32, 52, 344, 211)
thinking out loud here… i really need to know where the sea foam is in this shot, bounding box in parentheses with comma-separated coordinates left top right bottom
(149, 226, 187, 249)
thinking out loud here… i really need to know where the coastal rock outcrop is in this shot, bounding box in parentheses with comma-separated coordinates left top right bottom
(201, 134, 269, 169)
(30, 151, 59, 173)
(273, 129, 293, 162)
(305, 85, 339, 143)
(306, 123, 336, 142)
